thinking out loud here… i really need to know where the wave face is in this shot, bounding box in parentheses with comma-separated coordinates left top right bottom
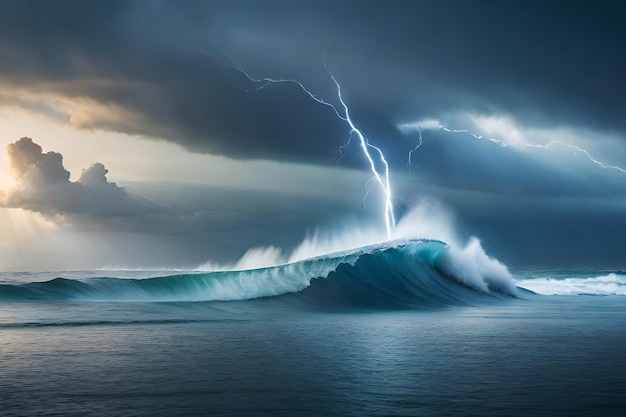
(0, 240, 518, 308)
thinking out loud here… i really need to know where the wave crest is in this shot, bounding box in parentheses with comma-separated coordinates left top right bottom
(0, 239, 518, 308)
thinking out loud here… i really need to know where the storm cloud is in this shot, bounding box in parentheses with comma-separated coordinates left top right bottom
(0, 0, 624, 165)
(1, 1, 625, 269)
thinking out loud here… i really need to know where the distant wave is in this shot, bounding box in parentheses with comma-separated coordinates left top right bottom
(515, 272, 626, 295)
(0, 239, 518, 308)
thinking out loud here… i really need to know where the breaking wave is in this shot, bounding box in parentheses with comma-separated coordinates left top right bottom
(0, 239, 518, 308)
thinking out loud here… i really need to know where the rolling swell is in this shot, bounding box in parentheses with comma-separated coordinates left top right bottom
(0, 240, 518, 308)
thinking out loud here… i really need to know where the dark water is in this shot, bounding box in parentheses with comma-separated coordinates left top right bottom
(1, 296, 625, 417)
(1, 242, 625, 416)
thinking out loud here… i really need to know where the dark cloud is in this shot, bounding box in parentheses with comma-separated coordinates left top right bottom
(0, 0, 349, 163)
(0, 0, 624, 165)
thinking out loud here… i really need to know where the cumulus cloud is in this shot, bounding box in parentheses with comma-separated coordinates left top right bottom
(0, 137, 145, 216)
(0, 137, 371, 266)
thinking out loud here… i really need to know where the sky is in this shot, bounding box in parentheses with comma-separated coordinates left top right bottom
(0, 0, 625, 271)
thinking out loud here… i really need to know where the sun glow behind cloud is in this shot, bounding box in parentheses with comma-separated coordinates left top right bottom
(0, 108, 375, 270)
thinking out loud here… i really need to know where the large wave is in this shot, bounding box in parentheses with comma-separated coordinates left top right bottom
(0, 238, 518, 308)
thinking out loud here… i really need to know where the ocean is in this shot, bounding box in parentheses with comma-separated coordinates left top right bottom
(1, 239, 625, 416)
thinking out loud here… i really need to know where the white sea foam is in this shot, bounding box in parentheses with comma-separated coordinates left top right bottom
(516, 273, 626, 295)
(196, 200, 518, 297)
(437, 237, 518, 295)
(198, 199, 462, 271)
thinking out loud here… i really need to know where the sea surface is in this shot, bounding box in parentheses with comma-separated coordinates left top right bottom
(1, 240, 625, 416)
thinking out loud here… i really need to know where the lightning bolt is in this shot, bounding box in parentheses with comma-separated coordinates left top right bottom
(407, 126, 423, 174)
(328, 72, 396, 237)
(527, 141, 626, 174)
(214, 53, 396, 239)
(437, 126, 626, 175)
(440, 126, 508, 148)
